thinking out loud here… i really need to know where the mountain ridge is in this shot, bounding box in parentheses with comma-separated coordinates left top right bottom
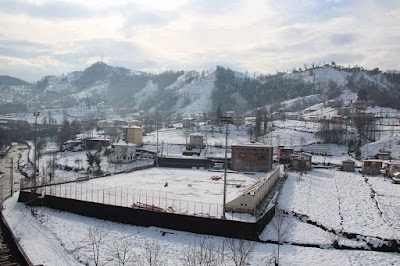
(1, 62, 399, 117)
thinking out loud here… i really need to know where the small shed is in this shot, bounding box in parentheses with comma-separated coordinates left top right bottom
(187, 133, 205, 149)
(291, 152, 312, 172)
(376, 151, 391, 160)
(341, 160, 356, 172)
(182, 118, 195, 128)
(362, 159, 383, 175)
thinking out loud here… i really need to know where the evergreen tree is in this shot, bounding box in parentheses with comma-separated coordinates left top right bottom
(57, 118, 72, 147)
(254, 110, 262, 141)
(357, 88, 368, 101)
(216, 103, 223, 124)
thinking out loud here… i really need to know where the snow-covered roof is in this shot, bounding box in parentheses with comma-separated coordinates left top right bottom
(386, 161, 400, 165)
(189, 133, 204, 137)
(113, 142, 137, 147)
(232, 142, 271, 148)
(122, 125, 142, 129)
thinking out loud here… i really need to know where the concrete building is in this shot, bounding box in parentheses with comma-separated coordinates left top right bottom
(187, 133, 205, 149)
(128, 120, 143, 127)
(233, 116, 245, 126)
(341, 159, 356, 172)
(109, 143, 137, 164)
(122, 125, 143, 146)
(291, 152, 312, 171)
(225, 167, 280, 215)
(277, 146, 294, 164)
(362, 159, 383, 175)
(231, 142, 273, 172)
(182, 118, 195, 128)
(376, 151, 391, 160)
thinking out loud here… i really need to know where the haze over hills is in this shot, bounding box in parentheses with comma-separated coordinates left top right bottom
(0, 62, 399, 118)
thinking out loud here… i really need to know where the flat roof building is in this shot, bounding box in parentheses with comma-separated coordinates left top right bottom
(231, 142, 273, 172)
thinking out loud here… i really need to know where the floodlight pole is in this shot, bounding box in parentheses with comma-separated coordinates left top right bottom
(156, 113, 159, 167)
(33, 111, 40, 194)
(221, 117, 229, 219)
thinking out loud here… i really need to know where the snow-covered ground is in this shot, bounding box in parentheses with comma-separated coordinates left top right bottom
(4, 167, 400, 265)
(39, 167, 264, 221)
(261, 169, 400, 248)
(4, 88, 400, 264)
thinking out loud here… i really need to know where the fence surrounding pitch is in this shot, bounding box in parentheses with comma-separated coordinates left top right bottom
(34, 182, 255, 222)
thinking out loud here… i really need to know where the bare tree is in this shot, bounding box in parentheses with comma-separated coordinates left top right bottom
(183, 238, 224, 266)
(225, 238, 254, 266)
(111, 239, 133, 266)
(139, 240, 167, 266)
(88, 226, 109, 266)
(271, 208, 291, 265)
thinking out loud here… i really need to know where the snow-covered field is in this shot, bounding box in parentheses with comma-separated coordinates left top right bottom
(4, 167, 400, 265)
(39, 167, 264, 221)
(261, 169, 400, 249)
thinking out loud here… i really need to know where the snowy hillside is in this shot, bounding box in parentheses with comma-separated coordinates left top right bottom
(169, 71, 216, 117)
(1, 63, 400, 118)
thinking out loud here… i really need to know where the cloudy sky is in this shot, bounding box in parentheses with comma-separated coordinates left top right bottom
(0, 0, 399, 82)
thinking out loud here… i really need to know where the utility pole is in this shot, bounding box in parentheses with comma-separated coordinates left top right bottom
(9, 158, 13, 196)
(33, 111, 40, 193)
(156, 112, 159, 167)
(32, 111, 40, 215)
(220, 116, 230, 219)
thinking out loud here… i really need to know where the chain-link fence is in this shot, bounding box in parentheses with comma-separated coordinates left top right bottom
(33, 181, 255, 222)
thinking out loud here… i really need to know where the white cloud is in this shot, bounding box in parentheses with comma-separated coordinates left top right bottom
(0, 0, 398, 81)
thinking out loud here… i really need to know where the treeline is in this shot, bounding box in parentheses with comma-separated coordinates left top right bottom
(212, 66, 314, 111)
(348, 71, 400, 109)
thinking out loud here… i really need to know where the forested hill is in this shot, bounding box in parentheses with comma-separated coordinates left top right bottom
(212, 66, 314, 113)
(212, 65, 400, 113)
(1, 62, 400, 117)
